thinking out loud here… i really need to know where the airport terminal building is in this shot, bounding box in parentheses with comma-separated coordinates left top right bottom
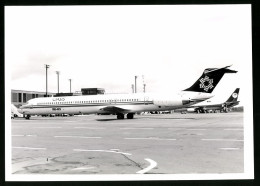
(11, 88, 105, 107)
(11, 89, 55, 107)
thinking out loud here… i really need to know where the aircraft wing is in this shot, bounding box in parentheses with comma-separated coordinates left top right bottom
(99, 106, 131, 113)
(191, 101, 240, 112)
(191, 104, 223, 110)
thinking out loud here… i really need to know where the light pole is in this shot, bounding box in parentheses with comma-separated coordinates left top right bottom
(135, 76, 137, 93)
(142, 75, 146, 93)
(44, 64, 50, 97)
(56, 71, 60, 94)
(68, 79, 72, 93)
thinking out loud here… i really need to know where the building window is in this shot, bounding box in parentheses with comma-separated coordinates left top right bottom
(23, 93, 26, 103)
(12, 93, 18, 102)
(18, 93, 22, 102)
(27, 94, 32, 100)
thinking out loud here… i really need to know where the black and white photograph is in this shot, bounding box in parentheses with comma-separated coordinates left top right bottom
(5, 5, 253, 181)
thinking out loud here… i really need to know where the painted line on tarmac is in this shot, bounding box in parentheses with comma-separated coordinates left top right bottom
(187, 129, 207, 131)
(11, 120, 34, 121)
(224, 128, 243, 131)
(74, 127, 105, 129)
(124, 137, 176, 141)
(120, 128, 154, 130)
(54, 136, 102, 139)
(12, 146, 46, 150)
(136, 158, 157, 174)
(12, 135, 25, 137)
(72, 166, 95, 170)
(110, 148, 120, 151)
(201, 139, 244, 142)
(34, 127, 62, 129)
(12, 134, 37, 137)
(73, 149, 132, 156)
(219, 148, 240, 150)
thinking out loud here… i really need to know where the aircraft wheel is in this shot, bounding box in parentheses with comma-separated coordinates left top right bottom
(127, 113, 134, 119)
(25, 115, 31, 120)
(117, 113, 124, 119)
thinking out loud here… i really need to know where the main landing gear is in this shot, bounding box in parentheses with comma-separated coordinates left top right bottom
(126, 113, 134, 119)
(116, 113, 134, 119)
(25, 115, 31, 120)
(117, 113, 124, 119)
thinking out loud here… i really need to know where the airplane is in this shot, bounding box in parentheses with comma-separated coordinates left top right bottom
(18, 65, 237, 120)
(178, 88, 240, 113)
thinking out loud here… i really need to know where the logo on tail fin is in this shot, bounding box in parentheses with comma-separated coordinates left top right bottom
(199, 76, 214, 92)
(232, 93, 238, 98)
(183, 65, 237, 93)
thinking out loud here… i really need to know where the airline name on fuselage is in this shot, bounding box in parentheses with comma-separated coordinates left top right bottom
(52, 98, 66, 101)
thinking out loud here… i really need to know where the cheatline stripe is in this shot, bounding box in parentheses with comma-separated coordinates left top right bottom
(22, 101, 153, 109)
(12, 146, 46, 150)
(54, 136, 102, 139)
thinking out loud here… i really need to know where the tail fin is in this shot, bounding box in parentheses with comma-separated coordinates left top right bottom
(225, 88, 240, 102)
(184, 65, 237, 93)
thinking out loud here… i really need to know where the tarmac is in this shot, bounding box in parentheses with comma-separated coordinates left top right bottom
(11, 112, 244, 176)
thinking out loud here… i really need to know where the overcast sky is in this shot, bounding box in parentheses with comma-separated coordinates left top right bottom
(5, 5, 252, 104)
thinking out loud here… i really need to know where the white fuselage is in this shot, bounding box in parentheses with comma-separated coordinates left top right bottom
(18, 92, 212, 116)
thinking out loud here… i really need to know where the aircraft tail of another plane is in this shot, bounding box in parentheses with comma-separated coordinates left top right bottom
(184, 65, 237, 93)
(225, 88, 240, 103)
